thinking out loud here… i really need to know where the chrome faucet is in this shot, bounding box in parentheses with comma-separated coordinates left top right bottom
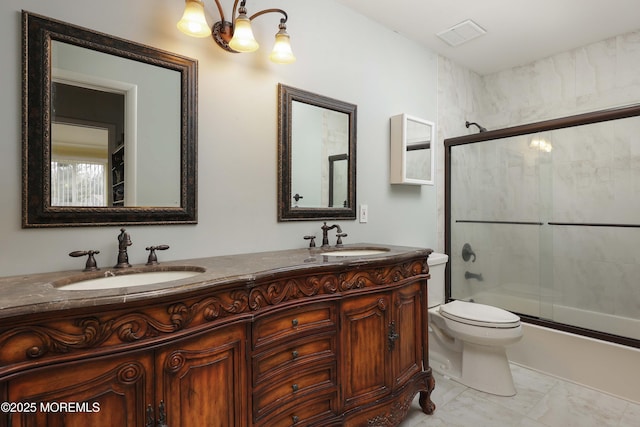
(320, 222, 347, 249)
(114, 228, 132, 268)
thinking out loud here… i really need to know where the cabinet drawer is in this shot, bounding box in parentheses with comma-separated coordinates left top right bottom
(253, 332, 335, 385)
(253, 303, 335, 350)
(253, 362, 336, 420)
(255, 391, 338, 427)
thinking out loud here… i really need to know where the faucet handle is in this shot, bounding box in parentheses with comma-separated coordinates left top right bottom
(303, 235, 316, 248)
(145, 245, 170, 265)
(69, 250, 100, 271)
(336, 233, 348, 247)
(462, 243, 476, 262)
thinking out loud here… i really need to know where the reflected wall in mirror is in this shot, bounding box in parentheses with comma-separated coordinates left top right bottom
(22, 11, 197, 227)
(278, 84, 357, 221)
(390, 114, 435, 185)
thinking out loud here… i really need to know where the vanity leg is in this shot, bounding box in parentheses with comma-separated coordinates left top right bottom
(418, 372, 436, 415)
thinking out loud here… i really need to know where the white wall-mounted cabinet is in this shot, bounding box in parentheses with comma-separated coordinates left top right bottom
(390, 114, 435, 185)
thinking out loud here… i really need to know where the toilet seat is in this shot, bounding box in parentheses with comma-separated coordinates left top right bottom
(440, 300, 520, 328)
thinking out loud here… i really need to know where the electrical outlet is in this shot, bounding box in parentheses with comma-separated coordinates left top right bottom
(359, 204, 368, 223)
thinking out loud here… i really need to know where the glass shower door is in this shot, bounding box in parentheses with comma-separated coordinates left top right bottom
(449, 134, 546, 319)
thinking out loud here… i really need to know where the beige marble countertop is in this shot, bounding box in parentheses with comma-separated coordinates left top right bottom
(0, 244, 431, 320)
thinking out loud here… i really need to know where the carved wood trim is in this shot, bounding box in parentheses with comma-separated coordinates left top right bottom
(0, 259, 427, 368)
(365, 371, 434, 425)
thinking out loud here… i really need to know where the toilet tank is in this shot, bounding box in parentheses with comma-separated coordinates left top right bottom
(427, 253, 449, 308)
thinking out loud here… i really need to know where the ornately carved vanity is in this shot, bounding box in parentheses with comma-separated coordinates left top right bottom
(0, 245, 435, 426)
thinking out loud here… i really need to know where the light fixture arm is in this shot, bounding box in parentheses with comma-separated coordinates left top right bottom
(180, 0, 294, 61)
(211, 0, 287, 52)
(213, 0, 227, 23)
(228, 0, 288, 23)
(248, 8, 288, 25)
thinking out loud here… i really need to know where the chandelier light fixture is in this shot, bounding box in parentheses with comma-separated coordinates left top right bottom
(177, 0, 296, 64)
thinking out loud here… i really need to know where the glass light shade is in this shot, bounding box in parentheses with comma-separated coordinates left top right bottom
(229, 14, 259, 52)
(269, 30, 296, 64)
(177, 0, 211, 38)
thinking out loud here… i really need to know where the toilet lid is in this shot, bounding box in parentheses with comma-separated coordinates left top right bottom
(439, 300, 520, 328)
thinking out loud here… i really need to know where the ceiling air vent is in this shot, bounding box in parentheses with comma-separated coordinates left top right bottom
(436, 19, 486, 47)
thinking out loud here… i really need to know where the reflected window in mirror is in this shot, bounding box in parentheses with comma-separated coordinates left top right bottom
(51, 82, 124, 207)
(278, 84, 357, 221)
(22, 12, 197, 227)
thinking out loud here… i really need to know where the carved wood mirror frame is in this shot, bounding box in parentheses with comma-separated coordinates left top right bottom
(277, 84, 357, 221)
(22, 11, 198, 227)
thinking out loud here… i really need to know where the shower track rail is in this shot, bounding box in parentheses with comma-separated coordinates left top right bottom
(455, 220, 543, 225)
(456, 220, 640, 228)
(548, 222, 640, 228)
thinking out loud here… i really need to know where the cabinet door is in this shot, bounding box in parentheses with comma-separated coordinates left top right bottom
(5, 352, 153, 427)
(156, 323, 248, 427)
(391, 281, 423, 388)
(340, 293, 392, 409)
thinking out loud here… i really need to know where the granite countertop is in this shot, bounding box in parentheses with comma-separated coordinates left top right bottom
(0, 244, 431, 320)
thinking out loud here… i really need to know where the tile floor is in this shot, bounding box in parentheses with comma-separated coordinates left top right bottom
(400, 364, 640, 427)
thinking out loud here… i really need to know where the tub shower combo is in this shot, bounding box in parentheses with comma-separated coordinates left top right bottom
(445, 104, 640, 348)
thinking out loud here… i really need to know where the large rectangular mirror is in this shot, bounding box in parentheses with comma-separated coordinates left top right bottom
(278, 84, 357, 221)
(22, 12, 197, 227)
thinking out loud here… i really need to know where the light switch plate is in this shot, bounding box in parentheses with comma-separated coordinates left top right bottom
(359, 204, 368, 223)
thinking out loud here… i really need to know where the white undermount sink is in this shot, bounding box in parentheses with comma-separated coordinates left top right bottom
(54, 268, 204, 291)
(320, 248, 389, 257)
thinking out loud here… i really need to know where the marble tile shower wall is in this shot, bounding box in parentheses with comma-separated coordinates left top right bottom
(479, 30, 640, 130)
(441, 30, 640, 334)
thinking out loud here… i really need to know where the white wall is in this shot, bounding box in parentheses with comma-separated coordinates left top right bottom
(0, 0, 438, 277)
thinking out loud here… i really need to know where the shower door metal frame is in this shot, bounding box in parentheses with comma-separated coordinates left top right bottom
(444, 103, 640, 349)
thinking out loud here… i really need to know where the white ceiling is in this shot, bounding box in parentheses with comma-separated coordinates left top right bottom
(334, 0, 640, 75)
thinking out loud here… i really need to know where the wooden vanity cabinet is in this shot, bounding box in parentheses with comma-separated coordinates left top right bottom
(341, 281, 427, 426)
(0, 248, 434, 427)
(251, 302, 339, 426)
(156, 323, 248, 427)
(3, 322, 248, 427)
(5, 351, 153, 427)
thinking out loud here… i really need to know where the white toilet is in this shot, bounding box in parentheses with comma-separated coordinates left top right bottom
(427, 253, 523, 396)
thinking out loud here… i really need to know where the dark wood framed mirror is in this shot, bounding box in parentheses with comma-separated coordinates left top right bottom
(277, 84, 357, 221)
(22, 11, 197, 227)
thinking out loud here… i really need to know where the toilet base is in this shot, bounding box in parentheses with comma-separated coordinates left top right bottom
(461, 342, 516, 396)
(429, 330, 518, 397)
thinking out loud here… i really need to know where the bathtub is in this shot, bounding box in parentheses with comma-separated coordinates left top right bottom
(470, 286, 640, 341)
(465, 287, 640, 403)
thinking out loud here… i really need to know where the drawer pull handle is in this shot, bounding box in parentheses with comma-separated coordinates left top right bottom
(292, 350, 299, 359)
(292, 415, 299, 423)
(292, 383, 299, 392)
(292, 318, 299, 327)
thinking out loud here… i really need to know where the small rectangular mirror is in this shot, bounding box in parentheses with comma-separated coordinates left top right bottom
(278, 84, 357, 221)
(390, 114, 435, 185)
